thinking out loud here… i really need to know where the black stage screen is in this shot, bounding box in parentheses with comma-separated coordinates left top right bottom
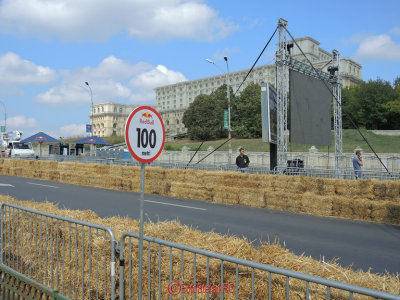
(289, 70, 331, 146)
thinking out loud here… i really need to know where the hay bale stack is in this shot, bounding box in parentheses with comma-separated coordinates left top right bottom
(0, 196, 399, 300)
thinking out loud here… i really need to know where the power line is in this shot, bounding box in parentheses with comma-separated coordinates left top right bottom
(233, 26, 278, 96)
(194, 138, 232, 165)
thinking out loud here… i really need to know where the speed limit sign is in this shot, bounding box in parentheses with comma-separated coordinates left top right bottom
(125, 106, 165, 163)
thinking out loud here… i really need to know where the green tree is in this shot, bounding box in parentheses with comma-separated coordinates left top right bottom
(182, 85, 230, 140)
(342, 79, 396, 129)
(231, 82, 262, 138)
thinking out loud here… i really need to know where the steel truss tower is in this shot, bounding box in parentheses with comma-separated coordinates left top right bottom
(329, 50, 343, 172)
(275, 18, 289, 169)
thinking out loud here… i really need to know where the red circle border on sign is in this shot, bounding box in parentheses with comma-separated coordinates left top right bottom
(125, 106, 165, 163)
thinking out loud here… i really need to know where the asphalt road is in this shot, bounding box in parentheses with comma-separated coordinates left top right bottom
(0, 174, 399, 275)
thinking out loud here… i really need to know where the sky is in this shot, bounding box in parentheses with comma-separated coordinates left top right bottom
(0, 0, 399, 139)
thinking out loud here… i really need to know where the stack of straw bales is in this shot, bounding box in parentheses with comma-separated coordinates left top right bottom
(0, 196, 399, 299)
(0, 159, 399, 224)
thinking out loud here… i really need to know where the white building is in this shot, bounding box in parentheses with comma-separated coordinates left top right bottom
(90, 102, 139, 137)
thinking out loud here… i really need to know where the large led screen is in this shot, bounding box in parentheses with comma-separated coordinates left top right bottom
(289, 70, 331, 146)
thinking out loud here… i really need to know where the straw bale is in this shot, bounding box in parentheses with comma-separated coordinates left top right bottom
(212, 186, 240, 205)
(1, 196, 399, 299)
(384, 203, 400, 225)
(188, 186, 214, 202)
(237, 188, 265, 208)
(169, 182, 192, 199)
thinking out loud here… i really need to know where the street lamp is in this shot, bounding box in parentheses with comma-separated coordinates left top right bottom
(84, 82, 94, 156)
(0, 100, 6, 133)
(206, 57, 232, 163)
(85, 82, 93, 137)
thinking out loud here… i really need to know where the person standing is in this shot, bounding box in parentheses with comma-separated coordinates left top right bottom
(236, 147, 250, 173)
(353, 150, 363, 179)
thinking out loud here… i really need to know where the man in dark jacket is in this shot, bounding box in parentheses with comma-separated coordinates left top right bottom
(236, 147, 250, 173)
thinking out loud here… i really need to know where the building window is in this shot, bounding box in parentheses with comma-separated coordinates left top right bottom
(101, 107, 104, 112)
(119, 107, 122, 113)
(176, 119, 179, 124)
(113, 123, 117, 128)
(114, 106, 117, 112)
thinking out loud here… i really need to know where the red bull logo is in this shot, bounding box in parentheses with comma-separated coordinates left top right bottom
(141, 112, 153, 119)
(140, 111, 154, 125)
(88, 139, 96, 143)
(35, 136, 47, 141)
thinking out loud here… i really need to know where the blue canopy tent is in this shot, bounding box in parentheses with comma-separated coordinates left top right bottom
(73, 136, 112, 156)
(21, 132, 60, 156)
(73, 136, 112, 146)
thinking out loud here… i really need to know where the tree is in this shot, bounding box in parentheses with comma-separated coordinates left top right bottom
(182, 85, 230, 140)
(341, 79, 397, 130)
(231, 82, 262, 138)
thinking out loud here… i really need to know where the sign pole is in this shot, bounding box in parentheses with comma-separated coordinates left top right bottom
(138, 162, 145, 299)
(124, 105, 165, 299)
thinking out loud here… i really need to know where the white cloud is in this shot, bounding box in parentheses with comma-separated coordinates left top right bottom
(355, 34, 400, 61)
(34, 56, 187, 106)
(0, 0, 237, 41)
(7, 115, 40, 129)
(391, 27, 400, 36)
(211, 48, 241, 61)
(129, 65, 187, 103)
(58, 123, 87, 138)
(0, 52, 57, 85)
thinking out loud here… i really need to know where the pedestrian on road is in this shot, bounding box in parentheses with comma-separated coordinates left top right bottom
(353, 150, 363, 179)
(236, 147, 250, 173)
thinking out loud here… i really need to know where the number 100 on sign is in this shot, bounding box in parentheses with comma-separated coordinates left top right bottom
(125, 106, 165, 163)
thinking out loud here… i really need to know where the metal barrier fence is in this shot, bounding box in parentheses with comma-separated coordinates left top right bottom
(0, 263, 70, 300)
(1, 203, 399, 299)
(18, 155, 399, 181)
(277, 167, 400, 181)
(0, 203, 117, 300)
(118, 232, 400, 300)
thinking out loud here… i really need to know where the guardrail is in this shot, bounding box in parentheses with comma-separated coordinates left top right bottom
(118, 232, 400, 300)
(0, 263, 70, 300)
(1, 203, 400, 299)
(0, 203, 117, 300)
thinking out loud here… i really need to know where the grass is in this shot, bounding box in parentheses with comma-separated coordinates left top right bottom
(164, 129, 400, 153)
(61, 130, 400, 153)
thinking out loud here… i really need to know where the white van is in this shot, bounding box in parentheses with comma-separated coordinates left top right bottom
(8, 141, 35, 158)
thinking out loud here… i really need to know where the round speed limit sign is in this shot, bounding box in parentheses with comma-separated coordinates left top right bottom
(125, 106, 165, 163)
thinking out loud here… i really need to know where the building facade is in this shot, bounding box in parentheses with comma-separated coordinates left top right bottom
(90, 102, 139, 137)
(155, 37, 362, 135)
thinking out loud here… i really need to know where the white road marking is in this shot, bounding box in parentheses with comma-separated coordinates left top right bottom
(0, 183, 14, 187)
(144, 199, 207, 211)
(27, 182, 59, 189)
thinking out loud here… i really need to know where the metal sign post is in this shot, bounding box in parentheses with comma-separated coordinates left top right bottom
(124, 106, 165, 299)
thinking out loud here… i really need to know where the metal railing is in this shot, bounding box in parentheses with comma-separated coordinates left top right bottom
(276, 166, 400, 180)
(0, 263, 70, 299)
(1, 203, 399, 299)
(14, 154, 399, 181)
(118, 232, 400, 300)
(0, 203, 117, 300)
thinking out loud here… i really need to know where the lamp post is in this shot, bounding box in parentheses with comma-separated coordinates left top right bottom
(206, 57, 232, 164)
(0, 100, 6, 133)
(85, 82, 94, 156)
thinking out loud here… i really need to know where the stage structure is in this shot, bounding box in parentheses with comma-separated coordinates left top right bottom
(275, 18, 289, 168)
(275, 18, 344, 172)
(329, 50, 344, 173)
